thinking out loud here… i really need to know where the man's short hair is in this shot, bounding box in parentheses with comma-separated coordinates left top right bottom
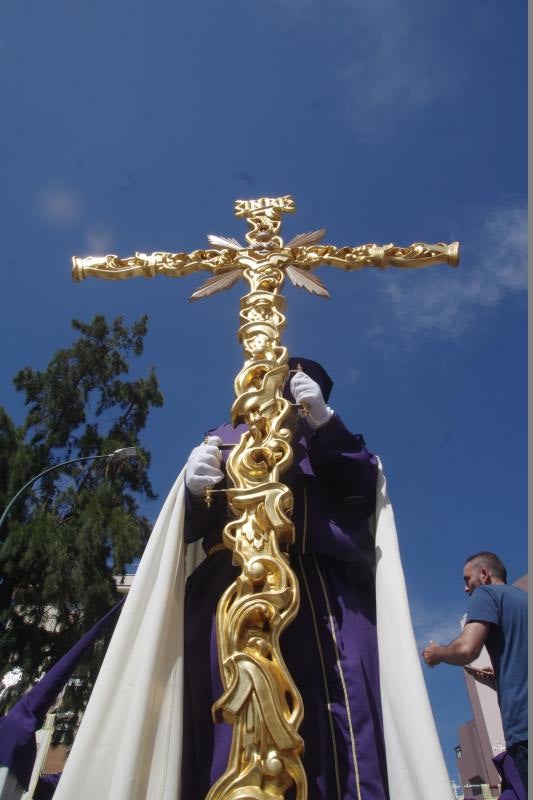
(464, 551, 507, 583)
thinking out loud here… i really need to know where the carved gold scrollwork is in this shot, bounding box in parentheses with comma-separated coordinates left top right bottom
(239, 293, 286, 329)
(209, 520, 305, 800)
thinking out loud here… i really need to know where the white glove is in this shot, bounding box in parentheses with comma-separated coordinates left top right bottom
(185, 435, 224, 496)
(290, 372, 334, 429)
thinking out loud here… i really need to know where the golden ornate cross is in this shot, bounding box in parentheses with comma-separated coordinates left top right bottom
(73, 195, 459, 800)
(73, 193, 458, 300)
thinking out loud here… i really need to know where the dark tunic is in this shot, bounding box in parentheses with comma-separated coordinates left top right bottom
(182, 414, 389, 800)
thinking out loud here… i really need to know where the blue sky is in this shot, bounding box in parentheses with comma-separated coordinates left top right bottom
(0, 0, 527, 783)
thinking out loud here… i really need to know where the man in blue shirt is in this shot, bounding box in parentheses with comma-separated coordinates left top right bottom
(422, 552, 528, 794)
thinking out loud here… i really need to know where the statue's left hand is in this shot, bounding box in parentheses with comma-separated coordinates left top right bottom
(290, 372, 333, 429)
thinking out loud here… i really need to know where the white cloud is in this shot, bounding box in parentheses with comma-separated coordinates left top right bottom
(410, 599, 464, 650)
(378, 204, 527, 339)
(34, 183, 85, 228)
(341, 367, 360, 385)
(268, 0, 460, 139)
(338, 0, 447, 140)
(84, 223, 116, 253)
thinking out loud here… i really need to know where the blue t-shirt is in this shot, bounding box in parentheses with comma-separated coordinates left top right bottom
(466, 584, 528, 746)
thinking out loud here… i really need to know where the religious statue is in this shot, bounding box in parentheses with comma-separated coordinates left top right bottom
(182, 355, 389, 799)
(53, 196, 459, 800)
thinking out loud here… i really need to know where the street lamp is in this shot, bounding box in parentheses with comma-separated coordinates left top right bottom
(0, 448, 138, 532)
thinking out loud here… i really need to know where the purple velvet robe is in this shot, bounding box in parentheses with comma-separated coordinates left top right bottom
(182, 414, 389, 800)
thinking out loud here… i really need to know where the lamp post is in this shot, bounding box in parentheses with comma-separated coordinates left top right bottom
(0, 448, 137, 532)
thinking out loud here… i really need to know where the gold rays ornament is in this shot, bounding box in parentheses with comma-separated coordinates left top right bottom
(72, 195, 459, 800)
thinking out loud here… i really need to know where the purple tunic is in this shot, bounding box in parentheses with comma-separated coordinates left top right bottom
(182, 414, 389, 800)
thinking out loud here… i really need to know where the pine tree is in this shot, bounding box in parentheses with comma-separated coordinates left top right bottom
(0, 315, 163, 741)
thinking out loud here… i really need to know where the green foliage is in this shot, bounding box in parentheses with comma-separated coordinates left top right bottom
(0, 315, 163, 741)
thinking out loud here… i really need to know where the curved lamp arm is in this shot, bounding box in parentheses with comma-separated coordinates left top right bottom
(0, 448, 137, 532)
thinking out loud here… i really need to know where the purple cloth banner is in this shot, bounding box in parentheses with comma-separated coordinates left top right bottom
(492, 751, 527, 800)
(0, 600, 123, 789)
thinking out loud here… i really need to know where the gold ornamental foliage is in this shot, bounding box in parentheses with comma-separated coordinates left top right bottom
(72, 195, 459, 800)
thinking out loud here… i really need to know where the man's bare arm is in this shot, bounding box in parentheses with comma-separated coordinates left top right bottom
(422, 621, 490, 667)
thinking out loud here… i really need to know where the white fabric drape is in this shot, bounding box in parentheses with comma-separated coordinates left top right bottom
(55, 464, 452, 800)
(54, 470, 203, 800)
(373, 462, 453, 800)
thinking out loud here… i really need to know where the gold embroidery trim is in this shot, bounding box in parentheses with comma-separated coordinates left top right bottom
(207, 543, 227, 557)
(298, 555, 342, 800)
(313, 554, 362, 800)
(302, 482, 308, 554)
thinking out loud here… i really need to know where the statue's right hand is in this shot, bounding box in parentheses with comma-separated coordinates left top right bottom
(185, 435, 224, 496)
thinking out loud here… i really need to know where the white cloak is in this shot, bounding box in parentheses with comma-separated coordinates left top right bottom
(54, 464, 452, 800)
